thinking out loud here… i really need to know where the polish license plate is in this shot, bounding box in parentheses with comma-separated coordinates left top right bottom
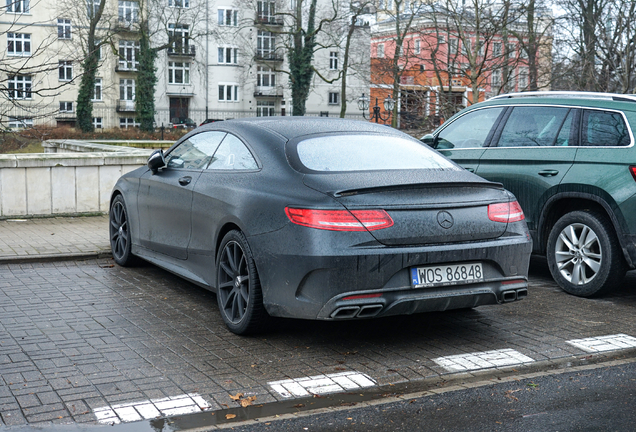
(411, 263, 484, 287)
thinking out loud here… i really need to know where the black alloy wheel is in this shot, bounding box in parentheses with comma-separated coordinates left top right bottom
(216, 230, 268, 335)
(546, 210, 626, 297)
(109, 195, 136, 266)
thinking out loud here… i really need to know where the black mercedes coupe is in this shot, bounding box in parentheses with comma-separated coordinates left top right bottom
(109, 118, 532, 334)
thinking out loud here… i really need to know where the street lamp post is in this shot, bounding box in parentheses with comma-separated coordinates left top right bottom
(357, 93, 395, 124)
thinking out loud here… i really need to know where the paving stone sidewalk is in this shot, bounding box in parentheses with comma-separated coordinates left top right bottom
(0, 215, 110, 263)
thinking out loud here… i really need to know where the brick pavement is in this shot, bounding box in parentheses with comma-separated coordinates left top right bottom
(0, 216, 110, 263)
(0, 256, 635, 427)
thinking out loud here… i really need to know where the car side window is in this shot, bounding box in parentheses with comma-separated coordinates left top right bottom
(581, 110, 631, 147)
(497, 106, 572, 147)
(165, 131, 227, 169)
(207, 133, 258, 170)
(436, 107, 503, 149)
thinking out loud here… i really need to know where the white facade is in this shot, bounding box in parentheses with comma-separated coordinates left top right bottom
(1, 0, 371, 129)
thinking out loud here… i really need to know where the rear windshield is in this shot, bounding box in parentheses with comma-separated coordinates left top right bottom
(296, 135, 457, 172)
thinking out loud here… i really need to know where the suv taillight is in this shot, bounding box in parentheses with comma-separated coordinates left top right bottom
(488, 201, 525, 223)
(630, 166, 636, 182)
(285, 208, 394, 231)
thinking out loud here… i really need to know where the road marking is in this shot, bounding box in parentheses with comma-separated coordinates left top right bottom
(433, 349, 535, 372)
(567, 334, 636, 353)
(93, 393, 210, 424)
(269, 372, 376, 398)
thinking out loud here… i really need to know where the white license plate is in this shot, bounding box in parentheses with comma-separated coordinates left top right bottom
(411, 263, 484, 287)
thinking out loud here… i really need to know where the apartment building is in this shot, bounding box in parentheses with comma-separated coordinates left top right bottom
(1, 0, 371, 129)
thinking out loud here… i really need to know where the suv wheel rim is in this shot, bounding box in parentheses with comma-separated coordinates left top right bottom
(554, 222, 602, 285)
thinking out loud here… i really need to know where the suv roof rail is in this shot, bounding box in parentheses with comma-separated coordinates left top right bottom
(490, 91, 636, 103)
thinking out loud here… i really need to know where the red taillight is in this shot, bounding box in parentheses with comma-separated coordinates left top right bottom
(630, 166, 636, 182)
(488, 201, 525, 223)
(285, 207, 394, 231)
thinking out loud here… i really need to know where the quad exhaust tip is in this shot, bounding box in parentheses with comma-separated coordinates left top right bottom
(502, 288, 527, 303)
(331, 304, 383, 319)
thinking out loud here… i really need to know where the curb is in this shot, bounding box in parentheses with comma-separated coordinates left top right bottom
(0, 250, 112, 265)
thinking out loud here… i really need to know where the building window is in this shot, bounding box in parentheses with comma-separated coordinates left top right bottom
(59, 60, 73, 81)
(168, 0, 188, 7)
(8, 117, 33, 128)
(93, 117, 102, 129)
(7, 33, 31, 56)
(87, 0, 100, 18)
(168, 61, 190, 84)
(6, 0, 29, 13)
(257, 1, 275, 23)
(118, 40, 140, 70)
(328, 92, 339, 105)
(218, 84, 239, 102)
(59, 101, 73, 112)
(218, 47, 238, 64)
(58, 18, 72, 39)
(329, 52, 338, 70)
(257, 30, 275, 58)
(218, 8, 238, 26)
(120, 117, 139, 128)
(518, 67, 528, 90)
(7, 75, 31, 99)
(438, 35, 446, 44)
(492, 42, 502, 57)
(507, 43, 516, 58)
(449, 38, 458, 54)
(257, 66, 275, 87)
(92, 78, 102, 101)
(118, 1, 139, 23)
(491, 69, 502, 87)
(256, 100, 275, 117)
(168, 24, 189, 54)
(376, 43, 384, 58)
(120, 79, 135, 100)
(415, 39, 420, 55)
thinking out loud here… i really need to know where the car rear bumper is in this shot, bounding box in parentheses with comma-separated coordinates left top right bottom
(249, 224, 532, 320)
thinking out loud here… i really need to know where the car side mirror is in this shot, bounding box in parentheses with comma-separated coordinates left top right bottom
(420, 134, 436, 147)
(147, 149, 166, 174)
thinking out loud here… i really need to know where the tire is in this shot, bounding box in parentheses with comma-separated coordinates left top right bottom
(216, 230, 269, 335)
(109, 195, 137, 267)
(546, 210, 626, 297)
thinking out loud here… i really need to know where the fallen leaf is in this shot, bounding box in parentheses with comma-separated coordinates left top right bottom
(230, 393, 244, 401)
(240, 396, 257, 407)
(225, 414, 236, 420)
(334, 367, 346, 371)
(293, 404, 305, 408)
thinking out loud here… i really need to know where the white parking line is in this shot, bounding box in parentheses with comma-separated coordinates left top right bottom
(93, 393, 210, 424)
(269, 371, 376, 398)
(434, 349, 535, 372)
(567, 334, 636, 353)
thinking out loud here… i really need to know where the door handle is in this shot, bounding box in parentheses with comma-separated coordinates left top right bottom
(538, 170, 559, 177)
(178, 176, 192, 186)
(464, 167, 475, 173)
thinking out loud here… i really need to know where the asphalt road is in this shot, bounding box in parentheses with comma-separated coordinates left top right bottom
(223, 360, 636, 432)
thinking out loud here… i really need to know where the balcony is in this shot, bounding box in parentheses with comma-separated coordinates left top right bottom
(253, 89, 283, 98)
(115, 64, 138, 73)
(115, 19, 139, 33)
(168, 45, 196, 57)
(255, 14, 283, 26)
(116, 100, 136, 112)
(255, 50, 283, 62)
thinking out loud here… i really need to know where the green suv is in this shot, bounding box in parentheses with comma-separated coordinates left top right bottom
(422, 91, 636, 297)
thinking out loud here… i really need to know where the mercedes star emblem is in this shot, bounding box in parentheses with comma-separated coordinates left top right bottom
(437, 211, 454, 229)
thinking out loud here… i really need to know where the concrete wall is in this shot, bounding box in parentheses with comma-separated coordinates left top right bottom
(0, 143, 152, 218)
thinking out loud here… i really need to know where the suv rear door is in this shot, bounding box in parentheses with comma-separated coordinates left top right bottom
(434, 106, 505, 173)
(476, 105, 578, 235)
